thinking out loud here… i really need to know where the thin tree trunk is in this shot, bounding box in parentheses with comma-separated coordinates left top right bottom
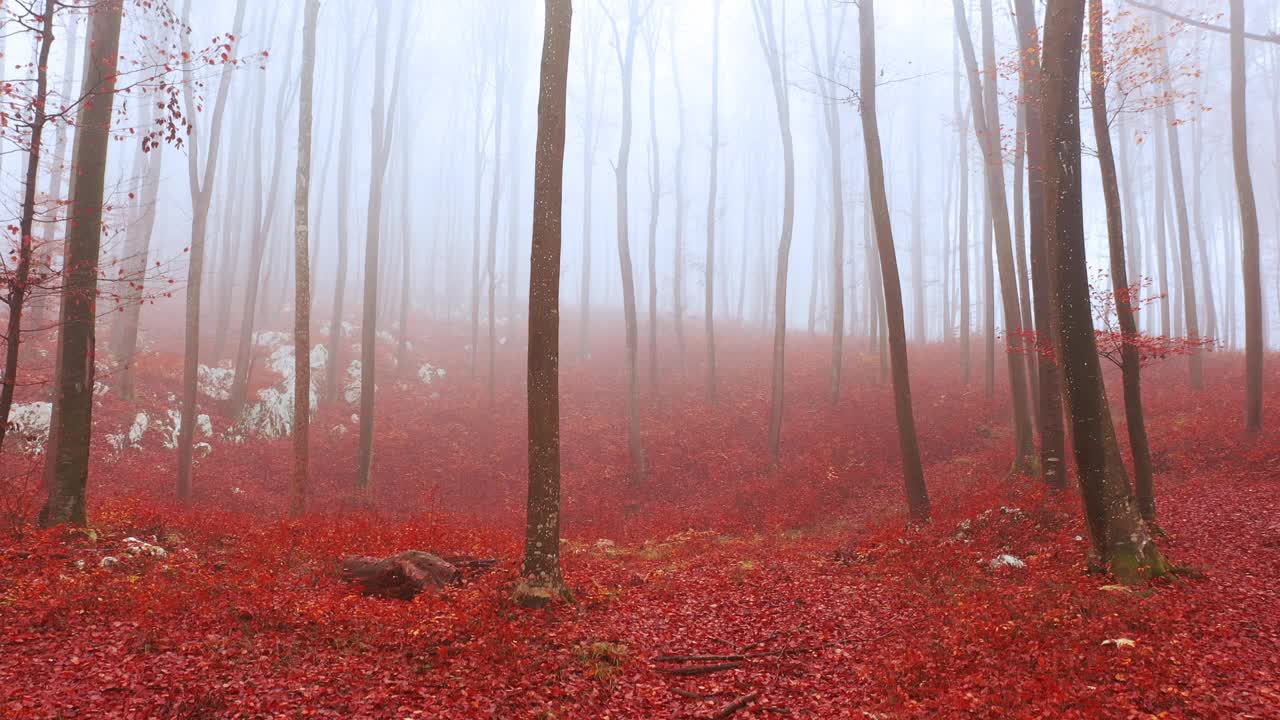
(858, 0, 929, 522)
(955, 0, 1037, 473)
(486, 29, 508, 409)
(0, 2, 57, 449)
(517, 0, 573, 609)
(1013, 0, 1066, 488)
(291, 0, 320, 517)
(956, 35, 971, 383)
(1232, 0, 1263, 430)
(644, 24, 660, 391)
(1089, 0, 1156, 521)
(669, 16, 687, 371)
(704, 0, 721, 401)
(39, 0, 123, 527)
(177, 0, 247, 500)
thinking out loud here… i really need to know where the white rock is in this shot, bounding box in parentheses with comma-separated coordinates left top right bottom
(99, 556, 120, 568)
(123, 536, 167, 558)
(197, 364, 234, 400)
(1101, 638, 1136, 649)
(987, 554, 1026, 570)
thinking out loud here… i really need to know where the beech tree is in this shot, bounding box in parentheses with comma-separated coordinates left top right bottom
(175, 0, 246, 501)
(704, 0, 722, 401)
(601, 0, 654, 482)
(1040, 0, 1165, 582)
(750, 0, 797, 466)
(1230, 0, 1263, 432)
(518, 0, 573, 608)
(858, 0, 929, 522)
(40, 0, 124, 527)
(292, 0, 320, 517)
(953, 0, 1037, 475)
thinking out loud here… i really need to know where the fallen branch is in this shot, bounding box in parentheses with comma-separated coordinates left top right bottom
(658, 662, 743, 676)
(708, 690, 760, 719)
(655, 653, 745, 663)
(671, 687, 722, 700)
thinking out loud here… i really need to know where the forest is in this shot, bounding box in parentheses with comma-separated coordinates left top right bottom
(0, 0, 1277, 717)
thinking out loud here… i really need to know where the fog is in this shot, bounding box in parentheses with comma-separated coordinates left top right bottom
(4, 0, 1270, 353)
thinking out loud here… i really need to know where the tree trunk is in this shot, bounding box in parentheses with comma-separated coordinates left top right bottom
(644, 25, 660, 392)
(1041, 0, 1165, 582)
(1231, 0, 1263, 431)
(954, 0, 1038, 473)
(326, 30, 364, 404)
(577, 10, 598, 361)
(955, 35, 971, 384)
(605, 0, 651, 483)
(1012, 0, 1066, 489)
(751, 0, 796, 467)
(0, 2, 56, 450)
(1089, 0, 1156, 521)
(39, 0, 123, 527)
(704, 0, 721, 401)
(858, 0, 929, 522)
(290, 0, 319, 518)
(486, 30, 508, 409)
(518, 0, 574, 607)
(669, 16, 688, 372)
(176, 0, 247, 500)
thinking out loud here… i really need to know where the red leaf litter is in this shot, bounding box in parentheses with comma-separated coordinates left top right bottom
(0, 322, 1276, 719)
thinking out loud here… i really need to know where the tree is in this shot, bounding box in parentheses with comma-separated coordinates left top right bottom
(176, 0, 247, 501)
(704, 0, 722, 401)
(485, 13, 511, 409)
(1012, 0, 1067, 489)
(356, 0, 411, 490)
(601, 0, 654, 483)
(517, 0, 574, 608)
(643, 15, 662, 391)
(292, 0, 320, 517)
(1230, 0, 1263, 431)
(803, 0, 848, 403)
(1089, 0, 1156, 521)
(750, 0, 797, 466)
(953, 0, 1038, 475)
(0, 1, 57, 450)
(39, 0, 124, 527)
(1040, 0, 1165, 581)
(858, 0, 929, 523)
(668, 14, 688, 371)
(577, 2, 603, 360)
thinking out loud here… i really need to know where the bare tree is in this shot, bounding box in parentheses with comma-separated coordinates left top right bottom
(750, 0, 797, 466)
(176, 0, 247, 501)
(601, 0, 654, 482)
(517, 0, 574, 609)
(1230, 0, 1264, 431)
(485, 14, 511, 408)
(39, 0, 124, 527)
(858, 0, 929, 522)
(1089, 0, 1156, 520)
(669, 14, 688, 371)
(356, 0, 411, 490)
(577, 2, 602, 360)
(953, 0, 1037, 475)
(643, 15, 662, 391)
(290, 0, 320, 517)
(704, 0, 722, 401)
(1041, 0, 1165, 582)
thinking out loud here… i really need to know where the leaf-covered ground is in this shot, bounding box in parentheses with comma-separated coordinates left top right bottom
(1, 324, 1277, 718)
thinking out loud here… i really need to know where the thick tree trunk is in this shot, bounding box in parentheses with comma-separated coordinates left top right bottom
(518, 0, 573, 608)
(39, 0, 123, 527)
(1089, 0, 1156, 521)
(1041, 0, 1165, 582)
(1012, 0, 1066, 489)
(858, 0, 929, 522)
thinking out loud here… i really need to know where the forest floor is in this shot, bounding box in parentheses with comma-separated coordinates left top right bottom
(1, 320, 1277, 718)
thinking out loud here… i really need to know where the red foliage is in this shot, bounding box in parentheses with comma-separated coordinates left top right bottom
(0, 312, 1277, 718)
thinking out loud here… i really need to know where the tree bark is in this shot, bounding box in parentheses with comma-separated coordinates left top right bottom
(858, 0, 929, 522)
(704, 0, 721, 402)
(518, 0, 573, 608)
(1231, 0, 1264, 431)
(1041, 0, 1166, 582)
(954, 0, 1038, 474)
(39, 0, 123, 527)
(291, 0, 319, 517)
(669, 16, 688, 372)
(644, 22, 661, 392)
(1089, 0, 1156, 521)
(176, 0, 247, 500)
(0, 2, 57, 450)
(751, 0, 796, 466)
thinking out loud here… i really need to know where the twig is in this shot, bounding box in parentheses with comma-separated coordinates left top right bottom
(671, 687, 721, 700)
(658, 662, 742, 676)
(708, 690, 760, 719)
(655, 653, 745, 663)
